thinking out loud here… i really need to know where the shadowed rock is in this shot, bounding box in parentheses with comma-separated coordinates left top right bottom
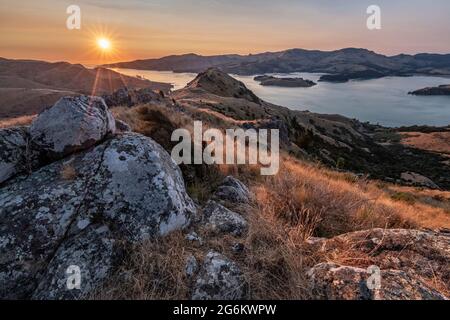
(203, 201, 248, 236)
(213, 176, 251, 204)
(0, 126, 40, 184)
(401, 171, 440, 189)
(115, 119, 131, 133)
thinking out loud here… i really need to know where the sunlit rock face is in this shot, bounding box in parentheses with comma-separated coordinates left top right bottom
(30, 96, 116, 159)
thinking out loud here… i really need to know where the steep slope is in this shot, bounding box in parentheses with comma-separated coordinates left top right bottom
(172, 69, 450, 189)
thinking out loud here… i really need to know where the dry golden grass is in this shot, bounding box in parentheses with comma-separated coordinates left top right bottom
(92, 231, 196, 300)
(401, 131, 450, 155)
(92, 153, 450, 300)
(99, 103, 450, 300)
(0, 115, 35, 128)
(60, 164, 77, 180)
(254, 156, 420, 238)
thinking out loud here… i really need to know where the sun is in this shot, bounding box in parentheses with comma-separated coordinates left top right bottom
(97, 38, 111, 50)
(86, 26, 121, 63)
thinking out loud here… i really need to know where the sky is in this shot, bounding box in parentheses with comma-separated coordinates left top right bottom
(1, 0, 449, 64)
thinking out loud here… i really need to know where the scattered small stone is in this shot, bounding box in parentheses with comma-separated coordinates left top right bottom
(185, 232, 203, 245)
(185, 255, 198, 278)
(203, 201, 248, 236)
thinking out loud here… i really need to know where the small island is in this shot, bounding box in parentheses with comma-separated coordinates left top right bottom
(318, 70, 387, 83)
(409, 84, 450, 96)
(254, 75, 316, 88)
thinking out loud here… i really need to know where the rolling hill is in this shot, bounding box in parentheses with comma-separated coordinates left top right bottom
(0, 58, 172, 118)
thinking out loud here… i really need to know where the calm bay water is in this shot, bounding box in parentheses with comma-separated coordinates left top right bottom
(113, 68, 450, 127)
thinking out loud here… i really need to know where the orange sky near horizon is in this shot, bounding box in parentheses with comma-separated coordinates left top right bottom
(1, 0, 450, 65)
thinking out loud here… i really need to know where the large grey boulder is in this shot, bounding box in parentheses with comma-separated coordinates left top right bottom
(203, 201, 248, 236)
(0, 127, 39, 184)
(0, 132, 196, 299)
(30, 96, 116, 159)
(192, 251, 246, 300)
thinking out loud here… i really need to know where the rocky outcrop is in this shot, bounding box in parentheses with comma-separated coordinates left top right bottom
(203, 201, 248, 236)
(308, 263, 446, 300)
(307, 228, 450, 300)
(401, 172, 440, 189)
(213, 176, 252, 204)
(0, 96, 196, 299)
(30, 96, 116, 159)
(192, 251, 246, 300)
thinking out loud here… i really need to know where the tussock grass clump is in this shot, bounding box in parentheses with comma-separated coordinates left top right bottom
(92, 231, 197, 300)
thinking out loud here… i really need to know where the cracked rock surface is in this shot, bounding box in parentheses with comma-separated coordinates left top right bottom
(192, 251, 245, 300)
(0, 96, 196, 299)
(307, 228, 450, 300)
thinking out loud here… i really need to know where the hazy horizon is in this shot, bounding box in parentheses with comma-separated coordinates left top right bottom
(1, 0, 450, 64)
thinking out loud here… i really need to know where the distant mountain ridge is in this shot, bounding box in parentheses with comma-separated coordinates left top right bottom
(103, 48, 450, 82)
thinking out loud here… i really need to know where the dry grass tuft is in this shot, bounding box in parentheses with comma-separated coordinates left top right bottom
(60, 164, 77, 181)
(0, 115, 35, 128)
